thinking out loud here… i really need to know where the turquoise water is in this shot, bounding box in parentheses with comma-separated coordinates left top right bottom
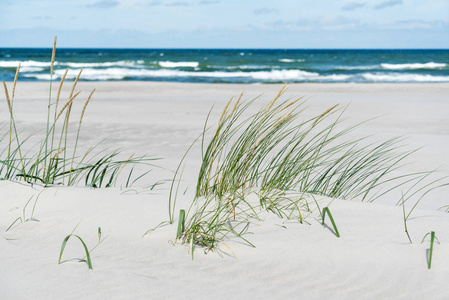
(1, 48, 448, 83)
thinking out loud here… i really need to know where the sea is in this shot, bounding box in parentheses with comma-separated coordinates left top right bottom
(1, 48, 448, 83)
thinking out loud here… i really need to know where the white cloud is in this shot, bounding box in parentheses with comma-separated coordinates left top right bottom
(388, 19, 449, 29)
(199, 0, 219, 4)
(254, 8, 278, 15)
(88, 0, 119, 8)
(374, 0, 403, 10)
(341, 2, 367, 11)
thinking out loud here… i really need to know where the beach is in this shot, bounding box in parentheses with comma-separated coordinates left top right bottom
(1, 82, 449, 299)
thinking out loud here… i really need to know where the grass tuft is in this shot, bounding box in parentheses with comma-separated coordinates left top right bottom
(1, 36, 160, 189)
(169, 87, 448, 257)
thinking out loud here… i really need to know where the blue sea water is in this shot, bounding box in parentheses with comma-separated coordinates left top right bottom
(1, 48, 448, 83)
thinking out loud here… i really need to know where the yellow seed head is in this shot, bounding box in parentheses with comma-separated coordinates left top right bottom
(3, 81, 12, 114)
(313, 103, 339, 126)
(12, 63, 21, 101)
(79, 89, 96, 126)
(50, 36, 57, 76)
(56, 90, 81, 121)
(56, 68, 69, 113)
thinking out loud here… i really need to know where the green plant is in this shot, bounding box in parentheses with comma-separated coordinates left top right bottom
(421, 231, 440, 269)
(1, 37, 159, 188)
(6, 192, 42, 232)
(58, 225, 108, 270)
(58, 234, 93, 270)
(322, 207, 340, 237)
(170, 87, 447, 256)
(400, 192, 413, 244)
(176, 209, 186, 239)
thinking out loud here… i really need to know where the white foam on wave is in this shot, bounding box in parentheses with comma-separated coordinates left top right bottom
(362, 73, 449, 82)
(159, 61, 199, 68)
(1, 60, 145, 69)
(381, 62, 447, 70)
(279, 59, 305, 63)
(335, 65, 378, 70)
(27, 68, 447, 82)
(0, 60, 53, 68)
(63, 60, 143, 68)
(20, 66, 46, 72)
(220, 65, 274, 70)
(23, 67, 352, 82)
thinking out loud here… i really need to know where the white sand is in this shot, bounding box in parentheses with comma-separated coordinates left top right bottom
(1, 82, 449, 299)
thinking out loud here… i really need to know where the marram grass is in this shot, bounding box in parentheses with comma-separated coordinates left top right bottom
(170, 86, 448, 256)
(1, 37, 159, 188)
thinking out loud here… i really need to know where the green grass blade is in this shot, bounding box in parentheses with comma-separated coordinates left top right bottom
(58, 234, 72, 264)
(428, 231, 435, 269)
(58, 234, 93, 270)
(6, 217, 22, 232)
(176, 209, 186, 239)
(322, 207, 340, 237)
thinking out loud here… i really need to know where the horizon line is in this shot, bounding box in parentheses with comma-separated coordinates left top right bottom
(1, 47, 448, 50)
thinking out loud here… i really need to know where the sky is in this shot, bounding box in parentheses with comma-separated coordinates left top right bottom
(0, 0, 448, 48)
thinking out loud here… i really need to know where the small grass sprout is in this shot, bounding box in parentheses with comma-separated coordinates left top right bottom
(421, 231, 440, 269)
(321, 207, 340, 237)
(58, 225, 108, 270)
(6, 191, 42, 232)
(58, 233, 93, 270)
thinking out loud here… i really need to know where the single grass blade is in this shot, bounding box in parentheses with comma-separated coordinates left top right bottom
(176, 209, 186, 239)
(322, 207, 340, 237)
(428, 231, 435, 269)
(58, 234, 93, 270)
(6, 217, 22, 232)
(422, 231, 439, 269)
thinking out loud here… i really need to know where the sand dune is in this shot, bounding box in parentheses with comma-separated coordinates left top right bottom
(1, 82, 449, 299)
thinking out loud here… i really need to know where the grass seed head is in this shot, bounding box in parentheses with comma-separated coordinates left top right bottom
(50, 36, 57, 76)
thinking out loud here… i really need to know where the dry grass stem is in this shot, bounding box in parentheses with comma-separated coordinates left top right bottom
(229, 92, 243, 118)
(219, 96, 234, 124)
(3, 81, 12, 114)
(280, 96, 305, 112)
(266, 84, 288, 113)
(115, 153, 135, 180)
(12, 63, 21, 100)
(80, 89, 95, 126)
(56, 90, 81, 121)
(313, 103, 339, 126)
(65, 102, 73, 134)
(69, 69, 83, 98)
(56, 68, 69, 113)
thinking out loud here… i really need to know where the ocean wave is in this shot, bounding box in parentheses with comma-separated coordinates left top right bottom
(380, 62, 447, 70)
(0, 60, 53, 68)
(362, 73, 449, 82)
(217, 65, 275, 70)
(158, 61, 199, 68)
(63, 60, 143, 68)
(20, 66, 46, 72)
(20, 67, 449, 83)
(22, 67, 352, 82)
(279, 59, 305, 63)
(334, 65, 378, 70)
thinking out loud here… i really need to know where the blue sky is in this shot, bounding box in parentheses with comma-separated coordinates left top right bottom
(1, 0, 448, 48)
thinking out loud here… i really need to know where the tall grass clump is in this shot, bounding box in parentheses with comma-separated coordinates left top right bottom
(1, 37, 158, 187)
(172, 86, 447, 255)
